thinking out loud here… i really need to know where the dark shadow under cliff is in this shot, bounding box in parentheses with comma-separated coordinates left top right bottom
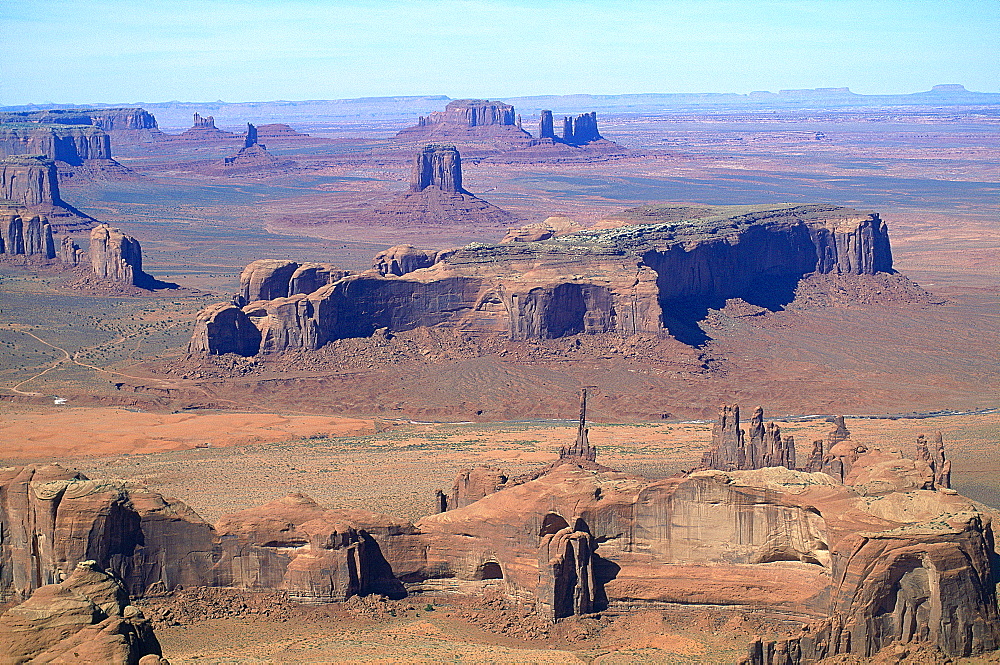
(659, 273, 802, 347)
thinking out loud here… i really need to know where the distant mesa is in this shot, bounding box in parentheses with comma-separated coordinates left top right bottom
(397, 98, 625, 159)
(396, 99, 532, 146)
(255, 123, 309, 138)
(190, 203, 899, 356)
(0, 110, 134, 178)
(178, 112, 235, 140)
(0, 155, 96, 231)
(370, 144, 515, 227)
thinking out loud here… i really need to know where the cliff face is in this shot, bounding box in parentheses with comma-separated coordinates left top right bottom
(0, 212, 56, 258)
(419, 99, 517, 127)
(396, 100, 532, 146)
(191, 205, 894, 355)
(1, 415, 998, 663)
(0, 125, 112, 163)
(0, 155, 96, 230)
(0, 155, 60, 207)
(88, 223, 151, 285)
(410, 144, 465, 193)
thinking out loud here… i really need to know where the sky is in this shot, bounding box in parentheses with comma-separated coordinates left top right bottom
(0, 0, 997, 105)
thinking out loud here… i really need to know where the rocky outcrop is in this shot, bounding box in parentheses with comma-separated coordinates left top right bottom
(0, 465, 217, 602)
(213, 494, 417, 601)
(238, 259, 349, 304)
(559, 388, 598, 462)
(0, 124, 112, 164)
(187, 303, 263, 356)
(371, 145, 515, 226)
(373, 245, 438, 276)
(410, 144, 465, 193)
(179, 112, 234, 139)
(916, 432, 952, 490)
(0, 212, 55, 258)
(0, 560, 162, 664)
(192, 204, 897, 354)
(1, 404, 997, 657)
(1, 155, 60, 207)
(698, 405, 796, 471)
(89, 223, 152, 285)
(0, 155, 95, 230)
(446, 467, 511, 511)
(396, 100, 532, 147)
(539, 110, 556, 139)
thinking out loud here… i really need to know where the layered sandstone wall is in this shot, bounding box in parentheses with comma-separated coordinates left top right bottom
(0, 155, 61, 207)
(0, 212, 56, 258)
(0, 125, 112, 164)
(190, 205, 893, 355)
(89, 223, 149, 285)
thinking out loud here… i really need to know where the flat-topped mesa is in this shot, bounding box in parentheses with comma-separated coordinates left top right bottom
(410, 144, 465, 193)
(0, 125, 112, 165)
(396, 99, 532, 146)
(0, 155, 94, 231)
(420, 99, 517, 128)
(190, 204, 899, 355)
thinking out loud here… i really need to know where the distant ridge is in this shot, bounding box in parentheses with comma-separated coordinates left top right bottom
(2, 87, 996, 130)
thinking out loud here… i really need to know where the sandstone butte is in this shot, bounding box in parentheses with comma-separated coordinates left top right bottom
(370, 143, 516, 227)
(188, 203, 895, 356)
(394, 99, 626, 159)
(0, 405, 997, 663)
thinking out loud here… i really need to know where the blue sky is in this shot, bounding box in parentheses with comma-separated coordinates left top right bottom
(1, 0, 996, 105)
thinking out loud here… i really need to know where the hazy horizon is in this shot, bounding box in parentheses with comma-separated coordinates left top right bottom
(2, 0, 997, 107)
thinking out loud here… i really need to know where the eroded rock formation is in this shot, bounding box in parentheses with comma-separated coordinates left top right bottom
(0, 404, 997, 661)
(0, 560, 163, 664)
(371, 144, 515, 226)
(0, 155, 96, 230)
(698, 405, 796, 471)
(372, 245, 438, 277)
(89, 223, 153, 286)
(237, 259, 349, 305)
(0, 212, 55, 258)
(179, 112, 234, 139)
(192, 204, 895, 356)
(0, 124, 112, 164)
(410, 144, 465, 193)
(396, 99, 532, 147)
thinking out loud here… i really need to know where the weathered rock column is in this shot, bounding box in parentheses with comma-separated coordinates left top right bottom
(409, 144, 466, 194)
